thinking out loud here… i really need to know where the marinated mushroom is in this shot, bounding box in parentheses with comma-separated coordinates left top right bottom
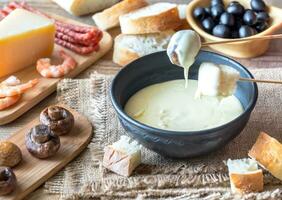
(40, 106, 74, 136)
(25, 125, 60, 159)
(0, 167, 16, 196)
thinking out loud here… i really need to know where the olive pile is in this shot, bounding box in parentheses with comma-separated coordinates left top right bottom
(193, 0, 270, 38)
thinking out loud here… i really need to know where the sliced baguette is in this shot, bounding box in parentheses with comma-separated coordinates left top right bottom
(248, 132, 282, 181)
(93, 0, 148, 30)
(119, 3, 181, 34)
(103, 136, 141, 177)
(227, 158, 263, 194)
(113, 30, 174, 66)
(176, 4, 190, 30)
(52, 0, 119, 16)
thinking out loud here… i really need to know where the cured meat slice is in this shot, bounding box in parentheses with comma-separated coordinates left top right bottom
(55, 38, 100, 55)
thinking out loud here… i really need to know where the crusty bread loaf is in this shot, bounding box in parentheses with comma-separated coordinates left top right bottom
(103, 136, 141, 177)
(52, 0, 119, 16)
(227, 158, 263, 194)
(119, 3, 182, 34)
(93, 0, 148, 30)
(248, 132, 282, 181)
(113, 30, 174, 66)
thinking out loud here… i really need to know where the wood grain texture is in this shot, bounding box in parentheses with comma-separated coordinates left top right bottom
(0, 14, 113, 125)
(0, 1, 281, 199)
(1, 104, 92, 200)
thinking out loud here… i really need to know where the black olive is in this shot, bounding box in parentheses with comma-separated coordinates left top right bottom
(220, 12, 235, 27)
(239, 25, 257, 37)
(256, 11, 270, 23)
(211, 0, 223, 6)
(243, 10, 257, 25)
(251, 0, 266, 12)
(211, 4, 225, 20)
(256, 21, 269, 32)
(205, 7, 211, 16)
(226, 3, 245, 16)
(235, 18, 244, 29)
(193, 7, 206, 21)
(212, 24, 231, 38)
(202, 17, 216, 33)
(231, 30, 239, 38)
(230, 1, 240, 5)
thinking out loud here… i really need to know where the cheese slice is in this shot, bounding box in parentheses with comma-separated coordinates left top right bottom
(0, 9, 55, 78)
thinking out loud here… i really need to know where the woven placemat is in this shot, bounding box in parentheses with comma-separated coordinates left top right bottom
(44, 69, 282, 199)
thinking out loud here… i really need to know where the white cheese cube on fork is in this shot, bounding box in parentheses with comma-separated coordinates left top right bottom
(196, 62, 240, 97)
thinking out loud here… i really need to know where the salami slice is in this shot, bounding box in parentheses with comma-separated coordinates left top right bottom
(55, 38, 100, 55)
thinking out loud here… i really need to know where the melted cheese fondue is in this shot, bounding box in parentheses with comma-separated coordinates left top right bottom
(124, 79, 243, 131)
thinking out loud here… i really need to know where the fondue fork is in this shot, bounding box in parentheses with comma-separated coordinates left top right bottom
(170, 33, 282, 85)
(203, 34, 282, 84)
(201, 34, 282, 47)
(239, 77, 282, 84)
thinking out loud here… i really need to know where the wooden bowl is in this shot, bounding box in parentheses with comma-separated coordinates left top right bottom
(186, 0, 282, 58)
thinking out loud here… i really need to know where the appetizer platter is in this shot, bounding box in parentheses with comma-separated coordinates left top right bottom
(0, 104, 92, 200)
(0, 1, 112, 125)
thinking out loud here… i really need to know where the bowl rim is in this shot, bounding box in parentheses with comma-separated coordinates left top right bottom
(110, 50, 258, 136)
(186, 0, 282, 43)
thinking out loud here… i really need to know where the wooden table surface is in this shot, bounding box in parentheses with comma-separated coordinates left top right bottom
(0, 0, 282, 199)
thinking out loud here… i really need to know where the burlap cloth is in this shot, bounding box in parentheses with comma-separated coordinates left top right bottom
(42, 68, 282, 199)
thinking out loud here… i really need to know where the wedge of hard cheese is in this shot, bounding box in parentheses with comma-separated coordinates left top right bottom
(0, 9, 55, 78)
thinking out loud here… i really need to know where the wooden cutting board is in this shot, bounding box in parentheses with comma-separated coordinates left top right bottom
(1, 104, 92, 200)
(0, 14, 113, 125)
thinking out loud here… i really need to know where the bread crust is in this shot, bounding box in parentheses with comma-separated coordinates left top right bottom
(119, 5, 182, 34)
(230, 170, 264, 194)
(113, 34, 140, 66)
(248, 132, 282, 181)
(52, 0, 119, 16)
(113, 46, 140, 66)
(175, 20, 191, 31)
(103, 146, 141, 177)
(93, 0, 148, 30)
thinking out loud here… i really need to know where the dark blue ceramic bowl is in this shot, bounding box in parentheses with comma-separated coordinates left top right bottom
(110, 50, 258, 158)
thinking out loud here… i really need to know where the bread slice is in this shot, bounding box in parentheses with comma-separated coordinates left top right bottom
(248, 132, 282, 181)
(113, 30, 174, 66)
(103, 136, 141, 177)
(226, 158, 263, 194)
(196, 63, 240, 97)
(52, 0, 119, 16)
(176, 4, 190, 30)
(119, 3, 182, 34)
(93, 0, 148, 30)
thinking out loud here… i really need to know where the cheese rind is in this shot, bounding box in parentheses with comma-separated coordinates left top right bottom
(0, 9, 55, 78)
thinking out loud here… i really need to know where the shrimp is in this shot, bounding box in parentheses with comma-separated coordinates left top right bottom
(0, 79, 38, 98)
(36, 50, 77, 78)
(2, 76, 21, 86)
(0, 95, 21, 111)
